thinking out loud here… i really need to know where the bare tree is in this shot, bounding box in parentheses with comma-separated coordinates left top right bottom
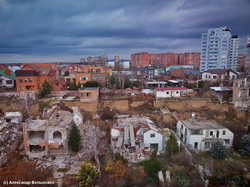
(18, 97, 33, 118)
(81, 120, 109, 178)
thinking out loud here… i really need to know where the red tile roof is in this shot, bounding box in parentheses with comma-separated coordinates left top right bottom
(51, 79, 67, 85)
(24, 64, 54, 76)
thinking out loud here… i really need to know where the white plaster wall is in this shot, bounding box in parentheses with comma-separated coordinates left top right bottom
(155, 90, 181, 98)
(176, 121, 234, 151)
(143, 130, 163, 151)
(229, 71, 237, 80)
(0, 76, 15, 88)
(47, 127, 67, 145)
(202, 72, 211, 80)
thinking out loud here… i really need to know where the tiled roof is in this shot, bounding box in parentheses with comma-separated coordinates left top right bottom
(203, 69, 237, 75)
(79, 87, 99, 90)
(51, 79, 67, 85)
(0, 69, 16, 80)
(16, 70, 39, 76)
(182, 69, 201, 75)
(155, 87, 187, 91)
(26, 64, 53, 75)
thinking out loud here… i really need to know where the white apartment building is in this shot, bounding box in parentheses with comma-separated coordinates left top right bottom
(246, 36, 250, 73)
(176, 118, 234, 151)
(200, 27, 239, 72)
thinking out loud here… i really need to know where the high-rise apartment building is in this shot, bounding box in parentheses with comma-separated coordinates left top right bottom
(200, 27, 239, 72)
(246, 36, 250, 73)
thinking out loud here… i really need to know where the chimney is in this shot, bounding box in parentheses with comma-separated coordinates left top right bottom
(4, 69, 11, 75)
(191, 112, 196, 118)
(191, 112, 196, 123)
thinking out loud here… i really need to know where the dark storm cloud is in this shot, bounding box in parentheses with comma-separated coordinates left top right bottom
(0, 0, 250, 62)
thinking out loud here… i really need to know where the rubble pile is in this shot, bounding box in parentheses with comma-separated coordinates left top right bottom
(111, 115, 166, 163)
(0, 122, 22, 156)
(30, 153, 85, 177)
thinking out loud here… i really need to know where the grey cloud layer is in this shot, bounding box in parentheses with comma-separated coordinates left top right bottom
(0, 0, 250, 62)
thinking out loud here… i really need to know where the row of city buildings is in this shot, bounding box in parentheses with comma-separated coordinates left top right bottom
(130, 27, 250, 73)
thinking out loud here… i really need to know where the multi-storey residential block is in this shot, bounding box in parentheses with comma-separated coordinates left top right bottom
(246, 36, 250, 74)
(233, 77, 250, 109)
(15, 64, 56, 91)
(119, 60, 130, 69)
(131, 52, 150, 67)
(87, 56, 94, 63)
(131, 52, 200, 68)
(176, 118, 234, 151)
(76, 66, 111, 85)
(184, 53, 201, 68)
(200, 27, 239, 72)
(238, 54, 246, 72)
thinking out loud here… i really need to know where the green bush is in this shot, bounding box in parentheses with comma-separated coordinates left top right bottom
(83, 81, 99, 87)
(68, 121, 82, 152)
(166, 133, 179, 155)
(39, 80, 52, 97)
(174, 171, 190, 187)
(69, 81, 78, 90)
(210, 141, 227, 159)
(77, 162, 98, 187)
(140, 158, 163, 184)
(238, 135, 250, 156)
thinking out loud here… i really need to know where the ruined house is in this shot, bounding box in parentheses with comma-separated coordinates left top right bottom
(0, 112, 23, 167)
(22, 102, 83, 158)
(233, 76, 250, 109)
(111, 115, 164, 162)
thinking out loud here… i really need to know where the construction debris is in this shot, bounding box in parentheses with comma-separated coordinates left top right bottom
(0, 112, 23, 167)
(111, 115, 168, 162)
(22, 102, 83, 158)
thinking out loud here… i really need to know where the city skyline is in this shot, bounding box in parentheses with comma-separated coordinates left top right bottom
(0, 0, 250, 63)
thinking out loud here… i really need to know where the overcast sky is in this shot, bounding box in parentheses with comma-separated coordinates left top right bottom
(0, 0, 250, 63)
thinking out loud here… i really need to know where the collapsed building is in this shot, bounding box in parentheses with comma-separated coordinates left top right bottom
(22, 102, 83, 158)
(111, 115, 167, 162)
(0, 112, 23, 167)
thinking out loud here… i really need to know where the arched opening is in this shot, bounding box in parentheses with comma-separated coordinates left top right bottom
(53, 131, 62, 139)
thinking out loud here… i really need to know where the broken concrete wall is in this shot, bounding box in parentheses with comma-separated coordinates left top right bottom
(64, 101, 98, 113)
(47, 127, 68, 153)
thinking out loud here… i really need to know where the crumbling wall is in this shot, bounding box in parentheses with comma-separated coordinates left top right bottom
(155, 98, 230, 112)
(0, 98, 40, 118)
(64, 101, 98, 113)
(102, 100, 129, 112)
(129, 100, 146, 108)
